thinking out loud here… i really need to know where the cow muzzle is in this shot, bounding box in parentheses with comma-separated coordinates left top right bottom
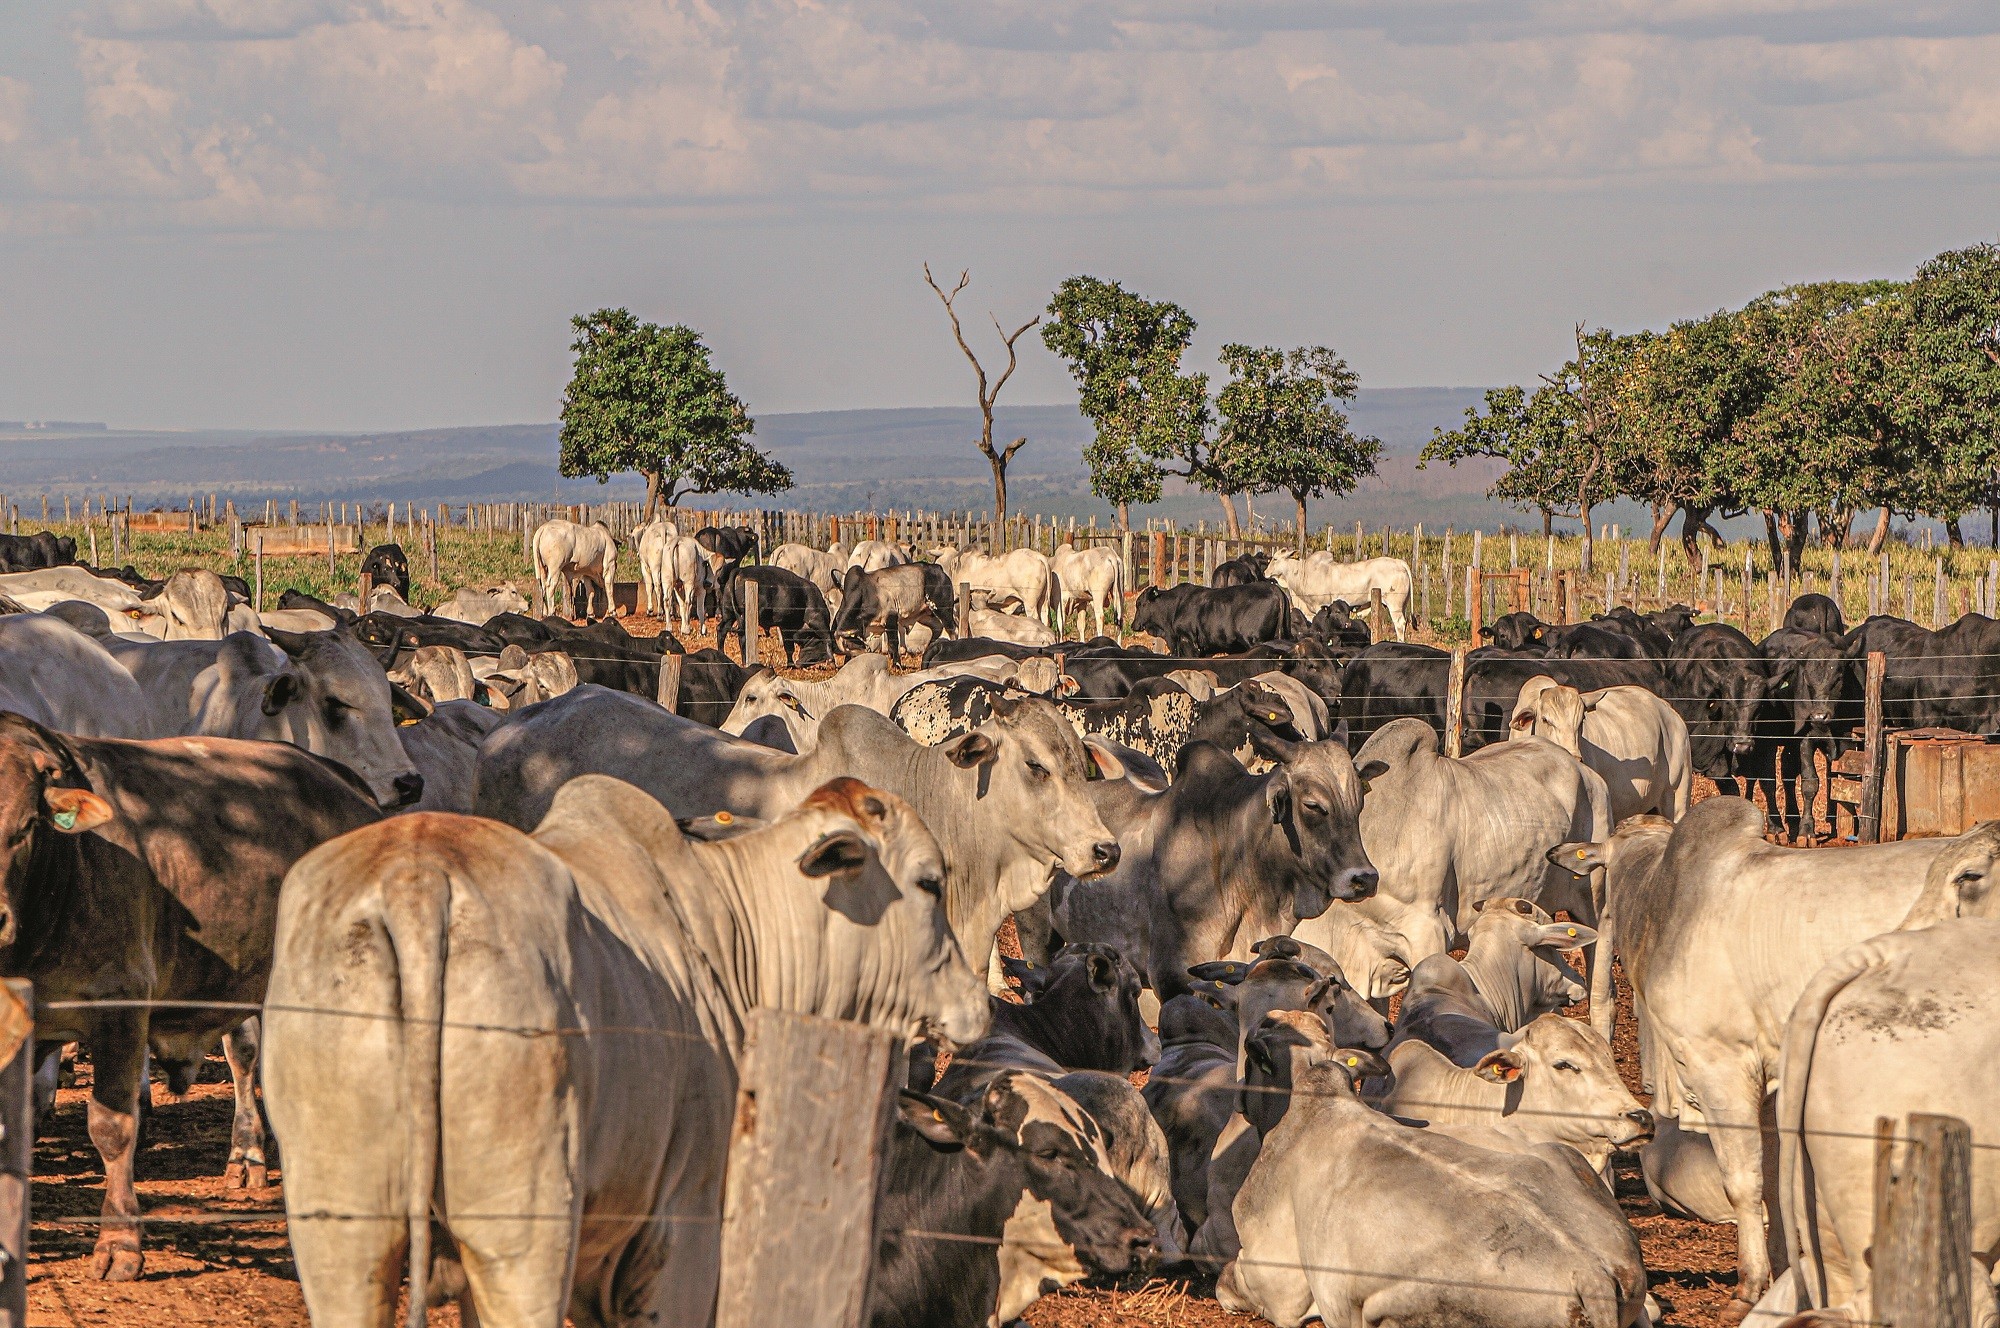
(1618, 1107, 1656, 1145)
(388, 772, 426, 809)
(1336, 866, 1379, 902)
(1729, 737, 1755, 755)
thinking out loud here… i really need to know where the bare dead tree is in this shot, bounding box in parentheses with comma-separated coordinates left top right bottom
(925, 263, 1040, 522)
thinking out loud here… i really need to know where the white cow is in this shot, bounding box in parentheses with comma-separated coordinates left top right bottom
(0, 566, 164, 630)
(967, 607, 1056, 646)
(1288, 901, 1412, 1004)
(396, 700, 507, 814)
(1350, 718, 1609, 963)
(1511, 676, 1692, 823)
(1549, 808, 2000, 1313)
(1217, 1010, 1649, 1328)
(531, 519, 618, 620)
(265, 776, 986, 1328)
(640, 530, 706, 633)
(431, 585, 531, 625)
(769, 542, 846, 612)
(1766, 918, 2000, 1327)
(634, 518, 679, 617)
(1051, 542, 1125, 639)
(0, 614, 155, 738)
(933, 547, 1056, 623)
(718, 653, 1025, 748)
(1264, 554, 1411, 641)
(845, 539, 907, 574)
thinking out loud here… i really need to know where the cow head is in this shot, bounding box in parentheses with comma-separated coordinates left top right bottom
(1508, 676, 1587, 758)
(255, 628, 425, 809)
(1033, 943, 1159, 1072)
(1900, 819, 2000, 926)
(0, 719, 114, 951)
(1239, 1009, 1388, 1138)
(1768, 634, 1846, 734)
(1193, 946, 1391, 1071)
(1129, 587, 1169, 640)
(792, 778, 988, 1047)
(1466, 896, 1594, 1016)
(1249, 727, 1382, 919)
(1486, 612, 1548, 651)
(935, 694, 1119, 893)
(1472, 1014, 1652, 1151)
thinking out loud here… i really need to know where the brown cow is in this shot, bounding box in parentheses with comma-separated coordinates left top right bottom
(0, 713, 381, 1280)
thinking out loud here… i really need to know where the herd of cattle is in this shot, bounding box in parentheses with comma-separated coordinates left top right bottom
(0, 516, 1996, 1328)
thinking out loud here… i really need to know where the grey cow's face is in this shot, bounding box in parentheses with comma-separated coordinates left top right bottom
(261, 629, 423, 809)
(944, 698, 1119, 883)
(1268, 742, 1381, 920)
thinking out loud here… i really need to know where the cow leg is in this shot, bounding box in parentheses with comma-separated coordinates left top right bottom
(1011, 899, 1057, 967)
(1796, 739, 1823, 845)
(223, 1019, 268, 1189)
(86, 1018, 147, 1281)
(32, 1044, 61, 1121)
(1684, 1056, 1776, 1315)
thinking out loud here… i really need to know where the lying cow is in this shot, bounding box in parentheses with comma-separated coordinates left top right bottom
(0, 714, 381, 1278)
(267, 776, 986, 1328)
(1388, 897, 1593, 1063)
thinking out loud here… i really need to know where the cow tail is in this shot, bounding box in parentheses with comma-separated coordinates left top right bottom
(1775, 937, 1888, 1313)
(383, 864, 452, 1328)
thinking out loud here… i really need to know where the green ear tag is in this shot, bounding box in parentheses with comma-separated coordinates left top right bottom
(52, 810, 78, 831)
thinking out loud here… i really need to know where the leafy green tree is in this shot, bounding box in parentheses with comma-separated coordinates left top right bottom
(1213, 344, 1381, 552)
(923, 265, 1040, 522)
(1042, 276, 1212, 531)
(1901, 242, 2000, 545)
(1613, 312, 1763, 559)
(558, 308, 788, 518)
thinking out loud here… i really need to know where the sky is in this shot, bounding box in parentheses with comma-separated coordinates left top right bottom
(1, 0, 1997, 432)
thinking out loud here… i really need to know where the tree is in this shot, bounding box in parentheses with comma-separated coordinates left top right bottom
(1614, 312, 1763, 559)
(558, 308, 787, 517)
(1900, 242, 2000, 545)
(1042, 276, 1212, 532)
(923, 264, 1040, 522)
(1213, 344, 1381, 552)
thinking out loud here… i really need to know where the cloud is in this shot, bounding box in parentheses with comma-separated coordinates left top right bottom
(2, 0, 1997, 232)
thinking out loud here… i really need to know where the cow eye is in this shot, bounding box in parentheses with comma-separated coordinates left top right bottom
(915, 875, 943, 899)
(1553, 1060, 1580, 1073)
(1025, 760, 1050, 781)
(1036, 1146, 1062, 1161)
(323, 698, 351, 720)
(1302, 800, 1326, 816)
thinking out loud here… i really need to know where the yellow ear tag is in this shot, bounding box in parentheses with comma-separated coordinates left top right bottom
(1576, 850, 1587, 859)
(1344, 1056, 1359, 1068)
(52, 809, 78, 831)
(1565, 927, 1577, 937)
(714, 811, 733, 825)
(932, 1109, 944, 1121)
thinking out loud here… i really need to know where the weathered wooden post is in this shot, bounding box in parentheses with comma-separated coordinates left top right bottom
(1369, 587, 1386, 644)
(1873, 1113, 1976, 1328)
(1858, 650, 1887, 843)
(741, 579, 760, 667)
(715, 1009, 900, 1328)
(253, 534, 265, 615)
(1444, 648, 1468, 759)
(358, 572, 373, 613)
(657, 652, 683, 713)
(0, 979, 33, 1328)
(1150, 531, 1167, 589)
(1468, 569, 1484, 644)
(956, 582, 973, 640)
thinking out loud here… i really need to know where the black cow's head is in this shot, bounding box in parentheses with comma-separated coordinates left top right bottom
(1484, 612, 1547, 652)
(1250, 727, 1383, 918)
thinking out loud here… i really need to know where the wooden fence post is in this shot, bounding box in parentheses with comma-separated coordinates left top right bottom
(1858, 650, 1887, 844)
(1468, 569, 1483, 644)
(1874, 1112, 1976, 1328)
(253, 534, 264, 615)
(0, 979, 33, 1328)
(657, 652, 683, 713)
(715, 1009, 900, 1328)
(1369, 587, 1385, 644)
(742, 579, 760, 668)
(1444, 648, 1468, 758)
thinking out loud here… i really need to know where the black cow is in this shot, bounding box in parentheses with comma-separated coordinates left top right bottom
(1306, 601, 1373, 650)
(0, 530, 77, 572)
(930, 944, 1155, 1102)
(1588, 607, 1675, 661)
(1758, 624, 1853, 840)
(695, 525, 758, 564)
(716, 564, 834, 666)
(831, 562, 956, 664)
(1784, 593, 1846, 637)
(673, 647, 751, 727)
(276, 589, 356, 625)
(1131, 582, 1289, 656)
(1063, 639, 1340, 706)
(350, 611, 508, 663)
(1210, 550, 1270, 587)
(1668, 622, 1769, 785)
(1541, 621, 1651, 660)
(1335, 643, 1665, 752)
(358, 543, 410, 600)
(0, 715, 382, 1279)
(871, 1081, 1156, 1328)
(1480, 611, 1550, 651)
(1837, 612, 2000, 736)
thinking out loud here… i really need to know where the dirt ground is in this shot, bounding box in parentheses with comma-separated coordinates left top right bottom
(25, 613, 1751, 1327)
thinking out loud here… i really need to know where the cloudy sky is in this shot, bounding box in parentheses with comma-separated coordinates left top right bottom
(2, 0, 1997, 431)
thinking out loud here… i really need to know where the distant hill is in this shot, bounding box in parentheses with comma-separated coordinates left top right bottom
(0, 389, 1658, 533)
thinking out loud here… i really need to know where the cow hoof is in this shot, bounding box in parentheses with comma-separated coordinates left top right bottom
(1717, 1296, 1754, 1327)
(223, 1161, 245, 1189)
(246, 1162, 269, 1189)
(91, 1246, 143, 1281)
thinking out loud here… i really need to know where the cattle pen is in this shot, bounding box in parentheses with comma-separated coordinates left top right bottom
(1, 490, 1997, 1328)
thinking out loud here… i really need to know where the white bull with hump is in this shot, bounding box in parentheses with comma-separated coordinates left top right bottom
(532, 518, 618, 620)
(1548, 806, 2000, 1315)
(264, 776, 986, 1328)
(1264, 553, 1411, 641)
(1511, 675, 1692, 823)
(933, 546, 1057, 623)
(474, 685, 1123, 969)
(1051, 541, 1125, 639)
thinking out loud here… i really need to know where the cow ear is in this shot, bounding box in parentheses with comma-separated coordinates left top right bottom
(829, 569, 843, 589)
(897, 1092, 972, 1149)
(264, 625, 312, 657)
(1355, 759, 1389, 785)
(1510, 711, 1535, 731)
(1187, 960, 1251, 986)
(1535, 920, 1596, 948)
(1546, 841, 1606, 875)
(261, 672, 300, 716)
(389, 683, 432, 724)
(939, 731, 998, 769)
(1249, 725, 1299, 767)
(797, 830, 871, 879)
(1304, 974, 1338, 1006)
(1085, 951, 1118, 993)
(1265, 768, 1292, 823)
(43, 786, 114, 834)
(1470, 898, 1488, 914)
(1531, 625, 1546, 640)
(1330, 1047, 1391, 1082)
(1473, 1048, 1525, 1084)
